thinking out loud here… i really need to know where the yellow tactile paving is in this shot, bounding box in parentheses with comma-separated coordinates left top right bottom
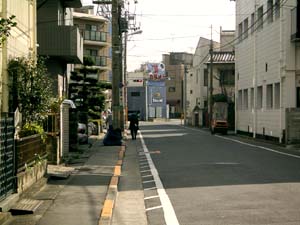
(118, 150, 125, 160)
(114, 165, 121, 176)
(101, 199, 114, 218)
(117, 159, 123, 166)
(110, 176, 119, 186)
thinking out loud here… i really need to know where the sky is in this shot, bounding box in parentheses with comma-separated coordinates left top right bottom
(82, 0, 236, 72)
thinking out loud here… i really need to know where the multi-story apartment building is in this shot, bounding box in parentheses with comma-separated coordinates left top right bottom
(163, 52, 193, 119)
(235, 0, 300, 143)
(73, 6, 112, 111)
(1, 0, 37, 112)
(73, 6, 112, 82)
(37, 0, 83, 98)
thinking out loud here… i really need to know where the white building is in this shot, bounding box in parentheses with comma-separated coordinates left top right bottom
(235, 0, 300, 143)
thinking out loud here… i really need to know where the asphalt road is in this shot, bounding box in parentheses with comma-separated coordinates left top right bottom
(139, 120, 300, 225)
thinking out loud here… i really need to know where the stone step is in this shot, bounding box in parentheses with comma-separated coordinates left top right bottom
(0, 212, 12, 224)
(10, 199, 43, 215)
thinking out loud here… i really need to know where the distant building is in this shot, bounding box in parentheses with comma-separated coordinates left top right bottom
(163, 52, 193, 119)
(188, 29, 235, 127)
(127, 71, 146, 120)
(73, 6, 112, 110)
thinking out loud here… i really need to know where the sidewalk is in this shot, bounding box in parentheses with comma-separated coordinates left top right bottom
(2, 134, 147, 225)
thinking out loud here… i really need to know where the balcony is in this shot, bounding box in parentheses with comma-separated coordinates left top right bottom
(88, 55, 108, 68)
(84, 30, 108, 46)
(291, 6, 300, 42)
(38, 25, 83, 64)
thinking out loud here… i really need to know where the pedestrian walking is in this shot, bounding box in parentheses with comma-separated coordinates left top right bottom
(129, 114, 139, 140)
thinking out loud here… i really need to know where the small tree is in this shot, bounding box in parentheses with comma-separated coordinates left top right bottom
(7, 57, 53, 124)
(0, 15, 17, 46)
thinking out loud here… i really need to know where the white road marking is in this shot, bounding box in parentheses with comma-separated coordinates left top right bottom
(140, 165, 150, 169)
(146, 205, 163, 212)
(144, 195, 159, 200)
(142, 180, 155, 184)
(184, 126, 300, 159)
(144, 187, 157, 191)
(140, 169, 151, 173)
(142, 174, 153, 178)
(216, 135, 300, 159)
(140, 132, 180, 225)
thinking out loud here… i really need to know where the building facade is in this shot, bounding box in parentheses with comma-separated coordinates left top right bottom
(235, 0, 300, 143)
(188, 29, 235, 127)
(1, 0, 37, 112)
(163, 52, 193, 119)
(73, 6, 112, 82)
(37, 0, 83, 99)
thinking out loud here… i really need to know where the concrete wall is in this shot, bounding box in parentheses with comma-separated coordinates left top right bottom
(235, 0, 298, 141)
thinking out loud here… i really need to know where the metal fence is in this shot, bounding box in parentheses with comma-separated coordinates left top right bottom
(0, 113, 16, 201)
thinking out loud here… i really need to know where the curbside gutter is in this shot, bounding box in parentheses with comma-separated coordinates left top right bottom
(98, 144, 126, 225)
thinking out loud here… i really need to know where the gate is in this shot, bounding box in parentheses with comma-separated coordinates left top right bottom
(0, 113, 16, 201)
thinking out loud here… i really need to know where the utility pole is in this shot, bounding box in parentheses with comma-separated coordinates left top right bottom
(111, 0, 122, 130)
(184, 65, 188, 125)
(209, 25, 213, 130)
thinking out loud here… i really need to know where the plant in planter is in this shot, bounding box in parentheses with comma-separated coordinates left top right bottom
(7, 56, 54, 138)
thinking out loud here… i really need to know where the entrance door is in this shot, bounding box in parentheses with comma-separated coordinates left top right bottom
(195, 113, 199, 127)
(297, 87, 300, 108)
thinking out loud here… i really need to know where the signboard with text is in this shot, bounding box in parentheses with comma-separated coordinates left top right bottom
(146, 63, 166, 81)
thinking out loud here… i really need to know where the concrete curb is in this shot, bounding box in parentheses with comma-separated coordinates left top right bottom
(98, 144, 126, 225)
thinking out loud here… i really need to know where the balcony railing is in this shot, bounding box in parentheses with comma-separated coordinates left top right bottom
(84, 30, 107, 42)
(38, 25, 83, 63)
(86, 55, 108, 67)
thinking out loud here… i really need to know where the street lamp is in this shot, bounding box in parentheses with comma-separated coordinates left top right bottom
(123, 29, 142, 128)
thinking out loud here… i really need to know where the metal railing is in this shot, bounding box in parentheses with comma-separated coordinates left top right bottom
(84, 30, 107, 42)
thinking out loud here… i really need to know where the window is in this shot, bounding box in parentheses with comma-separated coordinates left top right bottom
(238, 22, 243, 41)
(220, 70, 235, 85)
(250, 88, 254, 109)
(243, 18, 249, 39)
(190, 90, 193, 94)
(238, 90, 243, 110)
(275, 0, 280, 19)
(267, 0, 274, 23)
(243, 89, 248, 110)
(266, 84, 273, 109)
(257, 6, 264, 30)
(169, 87, 176, 92)
(251, 13, 255, 34)
(131, 92, 140, 97)
(204, 69, 208, 87)
(274, 82, 280, 109)
(85, 49, 97, 56)
(86, 24, 97, 31)
(257, 86, 263, 109)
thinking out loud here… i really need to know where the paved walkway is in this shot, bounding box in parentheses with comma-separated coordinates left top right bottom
(112, 137, 148, 225)
(3, 135, 148, 225)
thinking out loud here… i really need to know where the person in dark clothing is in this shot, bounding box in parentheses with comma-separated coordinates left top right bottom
(129, 114, 139, 140)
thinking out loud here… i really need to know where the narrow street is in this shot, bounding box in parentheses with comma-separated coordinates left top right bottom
(138, 120, 300, 225)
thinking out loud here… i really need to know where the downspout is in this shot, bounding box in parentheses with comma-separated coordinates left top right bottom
(279, 1, 284, 143)
(253, 1, 258, 138)
(1, 0, 8, 113)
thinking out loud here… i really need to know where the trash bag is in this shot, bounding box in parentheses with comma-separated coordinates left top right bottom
(103, 125, 122, 146)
